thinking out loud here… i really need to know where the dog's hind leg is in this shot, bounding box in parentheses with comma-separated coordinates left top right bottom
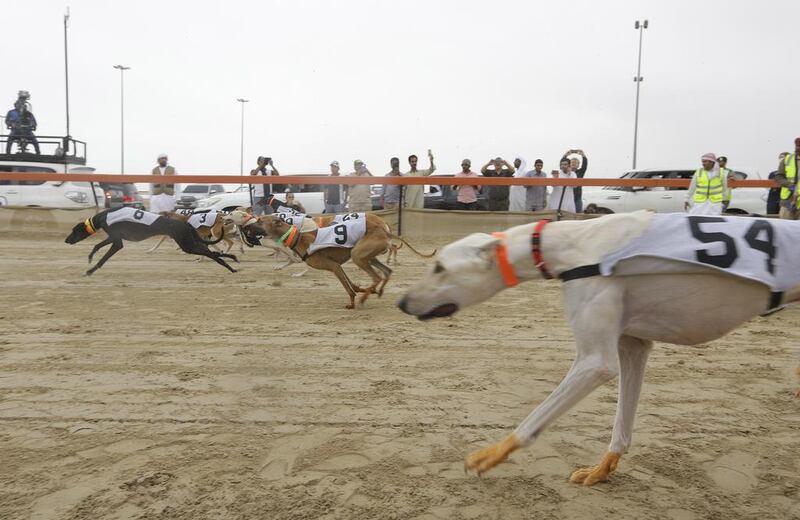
(570, 335, 652, 486)
(352, 256, 383, 305)
(88, 237, 113, 263)
(175, 237, 238, 273)
(464, 279, 624, 477)
(86, 240, 123, 275)
(371, 259, 393, 297)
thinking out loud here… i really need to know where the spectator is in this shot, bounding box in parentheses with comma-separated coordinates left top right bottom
(480, 157, 515, 211)
(150, 153, 177, 215)
(547, 157, 577, 213)
(526, 159, 548, 211)
(346, 159, 373, 212)
(250, 156, 280, 215)
(403, 149, 436, 209)
(775, 138, 800, 219)
(563, 149, 588, 212)
(284, 189, 306, 213)
(324, 161, 346, 214)
(717, 155, 734, 209)
(685, 153, 728, 216)
(453, 159, 481, 210)
(767, 152, 788, 215)
(381, 157, 403, 210)
(509, 157, 528, 212)
(5, 96, 40, 154)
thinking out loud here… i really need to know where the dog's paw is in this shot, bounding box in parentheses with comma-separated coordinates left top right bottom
(570, 452, 621, 486)
(464, 434, 520, 476)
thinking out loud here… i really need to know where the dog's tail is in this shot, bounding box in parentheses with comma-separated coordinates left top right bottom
(388, 234, 436, 258)
(201, 227, 226, 245)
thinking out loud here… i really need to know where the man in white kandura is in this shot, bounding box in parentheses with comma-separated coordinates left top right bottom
(150, 153, 177, 215)
(685, 152, 729, 216)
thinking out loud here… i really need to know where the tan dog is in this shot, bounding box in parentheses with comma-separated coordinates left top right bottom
(250, 213, 434, 308)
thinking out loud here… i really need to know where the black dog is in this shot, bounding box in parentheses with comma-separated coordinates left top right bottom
(65, 208, 238, 275)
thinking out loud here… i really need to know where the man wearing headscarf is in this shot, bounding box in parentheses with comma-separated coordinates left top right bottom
(403, 149, 435, 210)
(509, 157, 528, 212)
(685, 153, 729, 216)
(150, 153, 177, 215)
(346, 159, 373, 212)
(774, 138, 800, 220)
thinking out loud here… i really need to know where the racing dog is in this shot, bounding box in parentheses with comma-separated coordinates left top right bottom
(248, 212, 434, 308)
(147, 209, 235, 254)
(399, 211, 800, 485)
(65, 207, 238, 275)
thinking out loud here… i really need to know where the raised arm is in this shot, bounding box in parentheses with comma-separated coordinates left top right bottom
(481, 160, 493, 175)
(576, 151, 588, 177)
(425, 149, 436, 176)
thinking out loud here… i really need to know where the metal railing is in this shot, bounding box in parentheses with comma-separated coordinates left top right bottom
(0, 135, 87, 165)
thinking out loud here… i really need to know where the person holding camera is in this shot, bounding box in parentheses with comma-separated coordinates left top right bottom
(480, 157, 515, 211)
(5, 92, 40, 155)
(250, 156, 280, 215)
(563, 149, 588, 212)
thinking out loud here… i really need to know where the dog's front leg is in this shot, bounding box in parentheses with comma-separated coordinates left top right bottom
(465, 281, 623, 477)
(86, 240, 124, 275)
(88, 237, 113, 263)
(570, 335, 652, 486)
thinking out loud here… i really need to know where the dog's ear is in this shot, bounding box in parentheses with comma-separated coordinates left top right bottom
(476, 235, 501, 266)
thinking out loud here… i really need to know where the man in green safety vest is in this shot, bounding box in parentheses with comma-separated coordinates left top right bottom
(685, 152, 729, 216)
(775, 137, 800, 220)
(717, 156, 734, 210)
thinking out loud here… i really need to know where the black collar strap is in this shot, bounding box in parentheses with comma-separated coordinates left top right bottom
(559, 264, 601, 282)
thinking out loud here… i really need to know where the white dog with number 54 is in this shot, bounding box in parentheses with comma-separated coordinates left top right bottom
(398, 210, 800, 485)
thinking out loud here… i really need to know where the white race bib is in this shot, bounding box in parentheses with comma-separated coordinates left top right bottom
(331, 212, 365, 224)
(187, 210, 218, 229)
(307, 215, 367, 254)
(600, 213, 800, 291)
(276, 211, 306, 227)
(106, 207, 160, 227)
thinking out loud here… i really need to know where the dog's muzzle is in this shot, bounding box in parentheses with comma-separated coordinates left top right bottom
(398, 297, 458, 321)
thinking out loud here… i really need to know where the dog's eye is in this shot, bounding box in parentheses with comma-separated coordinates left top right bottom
(433, 262, 445, 274)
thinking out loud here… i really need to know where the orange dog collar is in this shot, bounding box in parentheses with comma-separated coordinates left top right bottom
(84, 218, 97, 235)
(491, 232, 519, 288)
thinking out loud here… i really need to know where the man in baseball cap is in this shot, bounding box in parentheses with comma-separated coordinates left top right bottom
(324, 161, 345, 214)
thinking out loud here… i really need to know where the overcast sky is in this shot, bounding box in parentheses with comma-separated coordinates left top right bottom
(5, 0, 799, 177)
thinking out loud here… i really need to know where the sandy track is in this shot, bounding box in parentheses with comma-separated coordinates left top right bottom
(1, 231, 799, 520)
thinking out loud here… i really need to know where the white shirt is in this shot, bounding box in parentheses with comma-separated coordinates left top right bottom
(547, 170, 577, 213)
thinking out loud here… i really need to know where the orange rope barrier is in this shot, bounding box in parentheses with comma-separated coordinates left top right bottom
(0, 172, 778, 188)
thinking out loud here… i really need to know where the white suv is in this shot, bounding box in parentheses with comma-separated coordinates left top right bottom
(0, 165, 103, 209)
(583, 169, 767, 215)
(197, 182, 325, 213)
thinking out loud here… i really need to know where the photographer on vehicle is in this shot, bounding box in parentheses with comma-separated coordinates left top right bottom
(5, 91, 40, 155)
